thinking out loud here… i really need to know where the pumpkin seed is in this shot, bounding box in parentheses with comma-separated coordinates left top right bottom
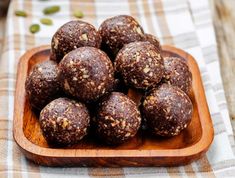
(15, 10, 27, 17)
(29, 24, 40, 34)
(43, 6, 60, 15)
(40, 18, 53, 25)
(73, 10, 84, 18)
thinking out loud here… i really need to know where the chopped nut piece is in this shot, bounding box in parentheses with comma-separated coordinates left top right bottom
(143, 67, 150, 73)
(81, 33, 88, 41)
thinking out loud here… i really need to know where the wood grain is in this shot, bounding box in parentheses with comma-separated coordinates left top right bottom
(13, 45, 214, 167)
(210, 0, 235, 119)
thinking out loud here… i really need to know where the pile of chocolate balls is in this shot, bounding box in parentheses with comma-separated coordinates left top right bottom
(25, 15, 193, 146)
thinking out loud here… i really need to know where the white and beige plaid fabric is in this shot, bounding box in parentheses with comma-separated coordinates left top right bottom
(0, 0, 234, 177)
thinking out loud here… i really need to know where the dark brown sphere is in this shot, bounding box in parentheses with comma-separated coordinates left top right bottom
(39, 97, 90, 146)
(163, 57, 192, 94)
(25, 60, 61, 110)
(144, 33, 161, 52)
(51, 20, 101, 62)
(115, 41, 164, 90)
(99, 15, 145, 58)
(59, 47, 115, 103)
(96, 92, 141, 145)
(141, 84, 193, 137)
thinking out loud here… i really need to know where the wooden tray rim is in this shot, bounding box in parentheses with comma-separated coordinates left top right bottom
(13, 45, 214, 159)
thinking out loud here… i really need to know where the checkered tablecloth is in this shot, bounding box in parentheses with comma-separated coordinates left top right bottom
(0, 0, 235, 177)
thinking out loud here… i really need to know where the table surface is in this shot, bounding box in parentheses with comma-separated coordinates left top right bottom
(0, 0, 234, 120)
(210, 0, 235, 120)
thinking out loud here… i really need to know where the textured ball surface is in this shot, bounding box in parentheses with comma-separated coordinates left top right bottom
(96, 92, 141, 145)
(25, 60, 61, 110)
(51, 20, 101, 62)
(99, 15, 145, 58)
(141, 84, 193, 137)
(39, 98, 90, 146)
(115, 41, 164, 90)
(144, 33, 161, 52)
(59, 47, 115, 103)
(163, 57, 192, 94)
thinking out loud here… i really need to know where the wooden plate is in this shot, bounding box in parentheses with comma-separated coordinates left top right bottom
(13, 45, 214, 167)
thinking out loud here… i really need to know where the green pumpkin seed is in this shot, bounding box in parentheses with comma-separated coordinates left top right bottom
(30, 24, 40, 34)
(15, 10, 27, 17)
(40, 18, 53, 25)
(43, 6, 60, 15)
(73, 10, 84, 18)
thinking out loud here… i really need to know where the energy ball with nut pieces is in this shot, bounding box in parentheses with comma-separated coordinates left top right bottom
(51, 20, 101, 62)
(96, 92, 141, 145)
(141, 84, 193, 137)
(39, 97, 90, 146)
(99, 15, 145, 58)
(144, 33, 161, 53)
(25, 60, 61, 110)
(163, 57, 192, 94)
(115, 41, 164, 90)
(59, 47, 115, 103)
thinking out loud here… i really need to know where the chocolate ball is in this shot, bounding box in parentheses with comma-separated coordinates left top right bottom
(96, 92, 141, 145)
(51, 20, 101, 62)
(163, 57, 192, 94)
(39, 97, 90, 146)
(99, 15, 145, 58)
(144, 33, 161, 52)
(59, 47, 115, 103)
(141, 84, 193, 137)
(115, 41, 164, 90)
(25, 60, 61, 110)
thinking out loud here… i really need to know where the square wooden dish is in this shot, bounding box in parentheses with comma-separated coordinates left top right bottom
(13, 45, 214, 167)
